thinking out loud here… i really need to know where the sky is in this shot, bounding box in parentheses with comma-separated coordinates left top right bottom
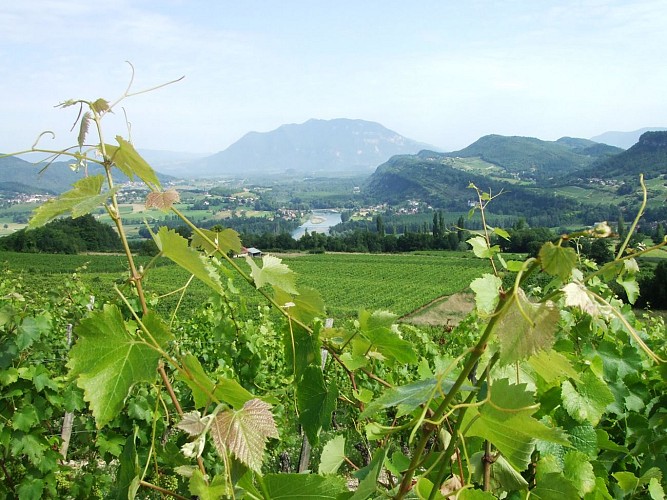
(2, 0, 667, 156)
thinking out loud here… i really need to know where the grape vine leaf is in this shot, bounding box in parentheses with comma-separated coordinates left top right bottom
(247, 254, 299, 295)
(562, 282, 606, 317)
(154, 227, 224, 294)
(145, 189, 180, 212)
(458, 490, 497, 499)
(528, 350, 580, 385)
(563, 450, 595, 495)
(191, 227, 242, 255)
(259, 473, 348, 499)
(274, 285, 325, 325)
(560, 370, 614, 426)
(616, 274, 640, 305)
(467, 235, 500, 259)
(283, 324, 321, 381)
(78, 111, 91, 148)
(209, 398, 279, 473)
(67, 305, 172, 427)
(470, 274, 502, 315)
(539, 242, 577, 281)
(360, 377, 468, 419)
(29, 175, 118, 228)
(530, 472, 579, 499)
(189, 470, 230, 500)
(297, 365, 338, 445)
(176, 410, 213, 436)
(463, 379, 569, 471)
(351, 447, 388, 500)
(115, 433, 140, 500)
(469, 451, 528, 493)
(493, 288, 559, 365)
(358, 310, 417, 364)
(177, 353, 254, 409)
(16, 314, 51, 350)
(105, 136, 161, 188)
(318, 435, 346, 475)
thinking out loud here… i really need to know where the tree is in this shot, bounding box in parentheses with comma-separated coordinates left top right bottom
(617, 213, 626, 239)
(376, 215, 385, 237)
(588, 238, 614, 264)
(654, 222, 665, 244)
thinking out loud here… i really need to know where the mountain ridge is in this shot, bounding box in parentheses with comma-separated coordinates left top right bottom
(179, 118, 438, 178)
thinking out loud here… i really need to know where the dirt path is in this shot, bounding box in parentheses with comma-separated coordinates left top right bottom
(401, 292, 475, 326)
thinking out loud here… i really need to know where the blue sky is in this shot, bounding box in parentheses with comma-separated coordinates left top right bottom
(1, 0, 666, 155)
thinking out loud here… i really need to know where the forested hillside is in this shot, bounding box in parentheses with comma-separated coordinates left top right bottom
(444, 134, 621, 181)
(0, 214, 121, 253)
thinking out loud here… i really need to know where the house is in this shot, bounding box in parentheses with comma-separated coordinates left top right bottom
(245, 247, 262, 258)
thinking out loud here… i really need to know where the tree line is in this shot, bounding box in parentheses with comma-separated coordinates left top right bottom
(0, 214, 121, 254)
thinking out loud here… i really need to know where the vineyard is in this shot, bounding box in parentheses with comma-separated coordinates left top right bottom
(0, 251, 489, 320)
(1, 80, 666, 500)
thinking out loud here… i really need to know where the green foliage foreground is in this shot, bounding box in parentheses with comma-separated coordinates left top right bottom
(1, 75, 666, 499)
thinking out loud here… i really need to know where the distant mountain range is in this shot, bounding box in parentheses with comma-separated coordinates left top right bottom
(176, 118, 437, 178)
(365, 131, 667, 223)
(591, 127, 667, 149)
(2, 121, 667, 215)
(0, 155, 175, 196)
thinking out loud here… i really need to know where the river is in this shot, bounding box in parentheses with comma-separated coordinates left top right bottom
(291, 210, 342, 239)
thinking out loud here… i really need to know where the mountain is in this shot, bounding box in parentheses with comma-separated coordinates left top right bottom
(570, 131, 667, 182)
(137, 149, 209, 174)
(444, 134, 622, 181)
(364, 133, 658, 224)
(180, 118, 438, 178)
(591, 127, 667, 149)
(0, 155, 174, 194)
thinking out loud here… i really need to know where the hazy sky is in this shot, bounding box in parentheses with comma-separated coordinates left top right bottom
(2, 0, 666, 155)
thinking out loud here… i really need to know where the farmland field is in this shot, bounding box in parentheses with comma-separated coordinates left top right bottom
(0, 250, 491, 320)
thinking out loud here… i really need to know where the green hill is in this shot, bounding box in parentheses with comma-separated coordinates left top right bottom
(567, 131, 667, 183)
(0, 155, 175, 194)
(445, 134, 621, 181)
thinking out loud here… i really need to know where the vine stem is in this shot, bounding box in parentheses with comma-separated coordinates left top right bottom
(395, 299, 505, 498)
(425, 354, 498, 500)
(616, 174, 647, 260)
(139, 480, 190, 500)
(158, 362, 207, 476)
(168, 206, 396, 387)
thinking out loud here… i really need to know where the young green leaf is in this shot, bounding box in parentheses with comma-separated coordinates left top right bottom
(463, 379, 569, 471)
(191, 227, 242, 255)
(539, 242, 577, 281)
(105, 136, 161, 187)
(470, 273, 502, 315)
(209, 398, 279, 473)
(357, 309, 417, 364)
(297, 365, 337, 445)
(274, 285, 325, 325)
(29, 175, 117, 228)
(155, 227, 224, 294)
(318, 435, 346, 475)
(563, 450, 595, 495)
(246, 254, 299, 295)
(259, 473, 348, 499)
(67, 305, 172, 427)
(492, 288, 558, 365)
(467, 235, 500, 259)
(560, 370, 614, 426)
(177, 353, 254, 409)
(189, 470, 230, 500)
(360, 377, 469, 419)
